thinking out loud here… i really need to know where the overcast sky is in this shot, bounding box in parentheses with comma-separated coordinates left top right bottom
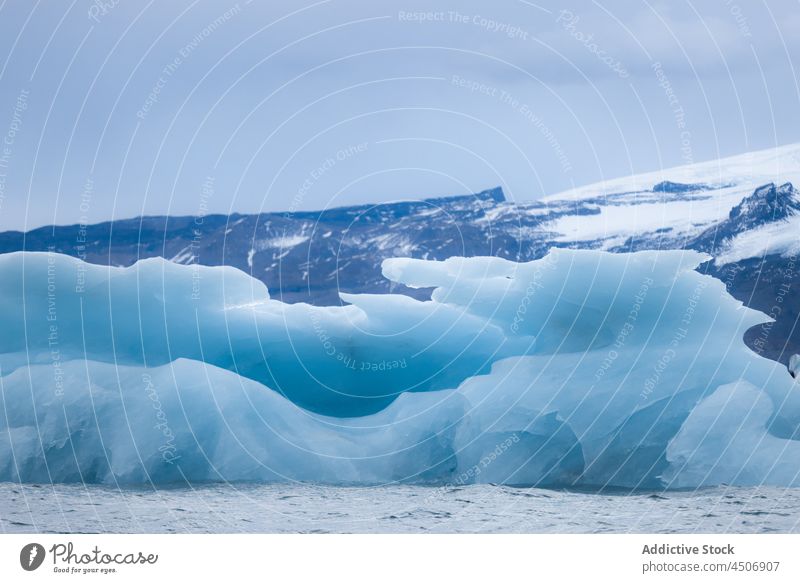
(0, 0, 797, 230)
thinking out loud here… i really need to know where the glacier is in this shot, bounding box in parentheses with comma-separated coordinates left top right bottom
(1, 248, 799, 488)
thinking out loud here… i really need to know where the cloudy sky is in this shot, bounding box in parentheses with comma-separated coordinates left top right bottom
(0, 0, 797, 229)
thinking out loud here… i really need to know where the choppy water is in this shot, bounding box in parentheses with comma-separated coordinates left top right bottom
(1, 483, 798, 534)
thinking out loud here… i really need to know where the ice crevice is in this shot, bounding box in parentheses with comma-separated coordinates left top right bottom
(0, 248, 799, 487)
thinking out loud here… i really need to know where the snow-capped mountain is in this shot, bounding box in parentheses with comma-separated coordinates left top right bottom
(543, 141, 800, 202)
(1, 143, 799, 363)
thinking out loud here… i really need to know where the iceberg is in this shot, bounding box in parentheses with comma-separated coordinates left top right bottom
(0, 248, 798, 488)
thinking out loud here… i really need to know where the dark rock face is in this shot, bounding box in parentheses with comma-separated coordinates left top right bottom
(704, 255, 800, 366)
(652, 181, 711, 193)
(1, 181, 798, 365)
(727, 182, 800, 230)
(691, 182, 799, 254)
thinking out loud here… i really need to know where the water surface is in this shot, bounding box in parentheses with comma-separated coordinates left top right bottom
(1, 483, 798, 534)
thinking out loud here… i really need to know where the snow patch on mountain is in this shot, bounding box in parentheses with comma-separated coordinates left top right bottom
(170, 246, 196, 264)
(542, 186, 752, 246)
(716, 215, 800, 265)
(543, 143, 800, 202)
(259, 234, 310, 250)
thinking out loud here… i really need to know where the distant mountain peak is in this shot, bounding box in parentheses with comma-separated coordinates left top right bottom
(691, 181, 800, 254)
(477, 186, 506, 203)
(728, 181, 800, 226)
